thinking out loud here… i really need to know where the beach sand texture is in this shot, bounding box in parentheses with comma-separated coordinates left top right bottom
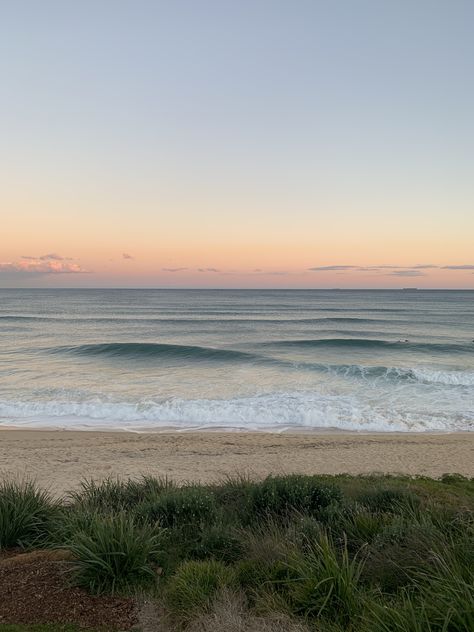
(0, 430, 472, 495)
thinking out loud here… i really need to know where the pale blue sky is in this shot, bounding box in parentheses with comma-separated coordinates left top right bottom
(1, 1, 473, 288)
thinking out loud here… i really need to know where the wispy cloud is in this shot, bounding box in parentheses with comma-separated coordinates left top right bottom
(198, 267, 221, 273)
(0, 255, 89, 276)
(122, 253, 134, 260)
(388, 270, 425, 277)
(41, 253, 69, 261)
(412, 264, 438, 269)
(309, 265, 358, 271)
(22, 253, 70, 261)
(162, 267, 188, 272)
(441, 264, 474, 270)
(309, 263, 472, 275)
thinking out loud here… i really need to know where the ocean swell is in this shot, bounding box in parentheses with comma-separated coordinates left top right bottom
(50, 342, 261, 363)
(263, 338, 474, 354)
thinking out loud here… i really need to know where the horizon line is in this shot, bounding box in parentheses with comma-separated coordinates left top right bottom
(1, 287, 473, 292)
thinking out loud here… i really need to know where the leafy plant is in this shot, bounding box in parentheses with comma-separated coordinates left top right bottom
(358, 487, 420, 514)
(165, 560, 237, 622)
(137, 486, 217, 528)
(189, 524, 243, 563)
(68, 511, 162, 594)
(69, 475, 173, 512)
(0, 479, 56, 549)
(283, 533, 365, 626)
(248, 475, 341, 520)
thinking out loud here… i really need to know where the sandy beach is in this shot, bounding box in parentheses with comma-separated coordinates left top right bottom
(0, 429, 472, 495)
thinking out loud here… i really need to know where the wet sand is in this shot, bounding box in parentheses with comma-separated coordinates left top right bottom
(1, 429, 472, 495)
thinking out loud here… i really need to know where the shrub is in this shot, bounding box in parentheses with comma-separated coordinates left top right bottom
(69, 478, 133, 512)
(125, 475, 175, 503)
(137, 486, 217, 528)
(190, 524, 244, 563)
(70, 476, 172, 512)
(358, 487, 420, 513)
(290, 515, 325, 551)
(361, 514, 442, 592)
(213, 475, 259, 524)
(47, 505, 103, 546)
(0, 480, 56, 549)
(364, 592, 444, 632)
(235, 524, 298, 600)
(416, 541, 474, 631)
(440, 473, 468, 485)
(165, 560, 237, 622)
(327, 504, 392, 551)
(249, 475, 341, 520)
(68, 511, 162, 594)
(283, 533, 365, 626)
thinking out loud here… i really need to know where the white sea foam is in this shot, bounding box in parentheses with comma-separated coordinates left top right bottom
(0, 390, 472, 432)
(410, 368, 474, 386)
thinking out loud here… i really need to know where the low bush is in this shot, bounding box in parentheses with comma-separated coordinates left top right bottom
(415, 541, 474, 631)
(189, 524, 244, 563)
(283, 533, 365, 626)
(165, 560, 237, 622)
(364, 592, 444, 632)
(1, 473, 473, 630)
(47, 505, 100, 546)
(69, 475, 172, 512)
(248, 475, 342, 520)
(0, 480, 56, 549)
(68, 511, 162, 594)
(358, 487, 420, 513)
(440, 473, 469, 485)
(137, 486, 217, 528)
(333, 504, 392, 552)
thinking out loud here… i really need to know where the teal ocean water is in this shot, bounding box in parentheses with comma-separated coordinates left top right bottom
(0, 289, 472, 432)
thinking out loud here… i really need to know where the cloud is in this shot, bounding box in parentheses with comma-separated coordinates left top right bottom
(412, 264, 438, 269)
(122, 253, 134, 260)
(309, 265, 358, 271)
(0, 257, 89, 276)
(441, 265, 474, 270)
(198, 268, 221, 273)
(162, 267, 188, 272)
(40, 253, 66, 261)
(22, 253, 73, 262)
(388, 270, 425, 277)
(309, 263, 473, 274)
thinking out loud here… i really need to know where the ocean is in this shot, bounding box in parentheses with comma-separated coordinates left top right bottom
(0, 289, 472, 432)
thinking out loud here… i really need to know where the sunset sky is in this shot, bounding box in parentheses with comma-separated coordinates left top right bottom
(1, 1, 473, 288)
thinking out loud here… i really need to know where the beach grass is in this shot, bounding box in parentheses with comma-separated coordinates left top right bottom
(0, 473, 473, 631)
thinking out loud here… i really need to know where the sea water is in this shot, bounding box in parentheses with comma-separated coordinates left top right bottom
(0, 289, 472, 432)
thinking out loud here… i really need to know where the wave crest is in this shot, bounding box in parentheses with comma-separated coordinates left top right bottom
(51, 342, 260, 363)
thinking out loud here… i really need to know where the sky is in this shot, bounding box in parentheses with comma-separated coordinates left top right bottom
(1, 0, 473, 288)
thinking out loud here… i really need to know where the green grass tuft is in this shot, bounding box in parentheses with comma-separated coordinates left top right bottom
(136, 486, 217, 528)
(165, 560, 237, 622)
(0, 480, 56, 550)
(67, 511, 162, 594)
(248, 475, 342, 520)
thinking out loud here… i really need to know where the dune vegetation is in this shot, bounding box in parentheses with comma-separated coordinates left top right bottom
(0, 473, 473, 631)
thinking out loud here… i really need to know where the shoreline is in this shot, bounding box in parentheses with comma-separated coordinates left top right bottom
(0, 422, 470, 434)
(1, 429, 473, 495)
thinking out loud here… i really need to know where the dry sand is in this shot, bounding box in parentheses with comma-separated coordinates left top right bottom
(1, 429, 473, 495)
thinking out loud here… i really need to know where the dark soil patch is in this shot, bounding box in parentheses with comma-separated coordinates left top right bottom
(0, 550, 138, 630)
